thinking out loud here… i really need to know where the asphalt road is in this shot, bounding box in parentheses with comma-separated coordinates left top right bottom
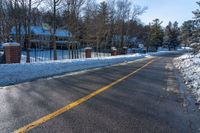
(0, 54, 200, 133)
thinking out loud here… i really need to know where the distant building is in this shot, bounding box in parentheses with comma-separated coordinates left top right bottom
(112, 35, 138, 47)
(10, 26, 78, 48)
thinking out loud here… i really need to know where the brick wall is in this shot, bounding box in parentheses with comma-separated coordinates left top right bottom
(111, 50, 117, 56)
(111, 47, 117, 56)
(5, 46, 21, 64)
(85, 48, 92, 58)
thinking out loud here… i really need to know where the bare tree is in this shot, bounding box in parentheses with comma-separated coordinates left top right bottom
(0, 1, 16, 42)
(116, 0, 147, 53)
(26, 0, 42, 62)
(51, 0, 62, 60)
(0, 0, 4, 42)
(108, 0, 116, 47)
(44, 0, 62, 60)
(62, 0, 85, 59)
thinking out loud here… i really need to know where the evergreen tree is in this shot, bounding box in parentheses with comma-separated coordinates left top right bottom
(171, 21, 180, 49)
(97, 1, 109, 40)
(148, 19, 164, 51)
(164, 21, 180, 50)
(191, 1, 200, 52)
(192, 1, 200, 43)
(192, 1, 200, 23)
(96, 1, 110, 51)
(180, 20, 194, 47)
(163, 22, 172, 49)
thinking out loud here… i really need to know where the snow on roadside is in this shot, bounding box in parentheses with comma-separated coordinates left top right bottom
(0, 54, 145, 86)
(0, 49, 187, 87)
(174, 53, 200, 105)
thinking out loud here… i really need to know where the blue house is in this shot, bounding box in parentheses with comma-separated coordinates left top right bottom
(10, 26, 74, 48)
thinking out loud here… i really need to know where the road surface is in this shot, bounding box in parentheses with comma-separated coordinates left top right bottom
(0, 54, 200, 133)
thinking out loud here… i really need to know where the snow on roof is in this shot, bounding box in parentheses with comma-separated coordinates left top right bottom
(55, 29, 72, 37)
(10, 26, 72, 37)
(31, 26, 50, 35)
(2, 42, 20, 47)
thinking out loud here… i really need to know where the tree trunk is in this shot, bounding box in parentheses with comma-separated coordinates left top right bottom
(26, 0, 31, 63)
(53, 0, 57, 60)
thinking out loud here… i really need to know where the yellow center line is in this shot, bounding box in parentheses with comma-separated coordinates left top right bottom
(13, 58, 156, 133)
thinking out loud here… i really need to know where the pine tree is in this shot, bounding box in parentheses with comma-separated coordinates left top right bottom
(164, 21, 180, 50)
(171, 21, 180, 49)
(192, 1, 200, 43)
(96, 1, 110, 51)
(97, 1, 109, 39)
(191, 1, 200, 52)
(192, 1, 200, 22)
(163, 22, 172, 50)
(181, 20, 194, 47)
(148, 19, 164, 51)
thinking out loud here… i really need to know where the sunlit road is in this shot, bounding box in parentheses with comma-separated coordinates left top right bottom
(0, 54, 200, 133)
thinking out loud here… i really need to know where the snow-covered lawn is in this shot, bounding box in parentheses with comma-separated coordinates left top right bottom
(174, 53, 200, 105)
(0, 49, 188, 87)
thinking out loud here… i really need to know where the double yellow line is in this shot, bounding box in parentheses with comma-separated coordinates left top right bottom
(13, 59, 155, 133)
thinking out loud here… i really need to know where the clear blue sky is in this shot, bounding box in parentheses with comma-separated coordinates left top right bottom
(98, 0, 198, 26)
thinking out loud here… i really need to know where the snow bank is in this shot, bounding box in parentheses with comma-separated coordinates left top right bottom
(0, 54, 145, 86)
(174, 53, 200, 105)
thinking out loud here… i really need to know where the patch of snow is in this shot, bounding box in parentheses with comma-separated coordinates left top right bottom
(174, 53, 200, 106)
(2, 42, 20, 47)
(181, 47, 193, 50)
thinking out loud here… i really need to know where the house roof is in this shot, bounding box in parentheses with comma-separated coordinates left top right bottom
(11, 26, 72, 37)
(31, 26, 50, 35)
(55, 29, 72, 37)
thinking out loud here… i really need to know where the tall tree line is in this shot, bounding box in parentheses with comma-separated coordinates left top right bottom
(180, 1, 200, 53)
(2, 0, 192, 61)
(0, 0, 147, 61)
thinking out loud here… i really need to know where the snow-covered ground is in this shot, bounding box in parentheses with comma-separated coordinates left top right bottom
(174, 53, 200, 105)
(0, 54, 146, 86)
(0, 48, 188, 87)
